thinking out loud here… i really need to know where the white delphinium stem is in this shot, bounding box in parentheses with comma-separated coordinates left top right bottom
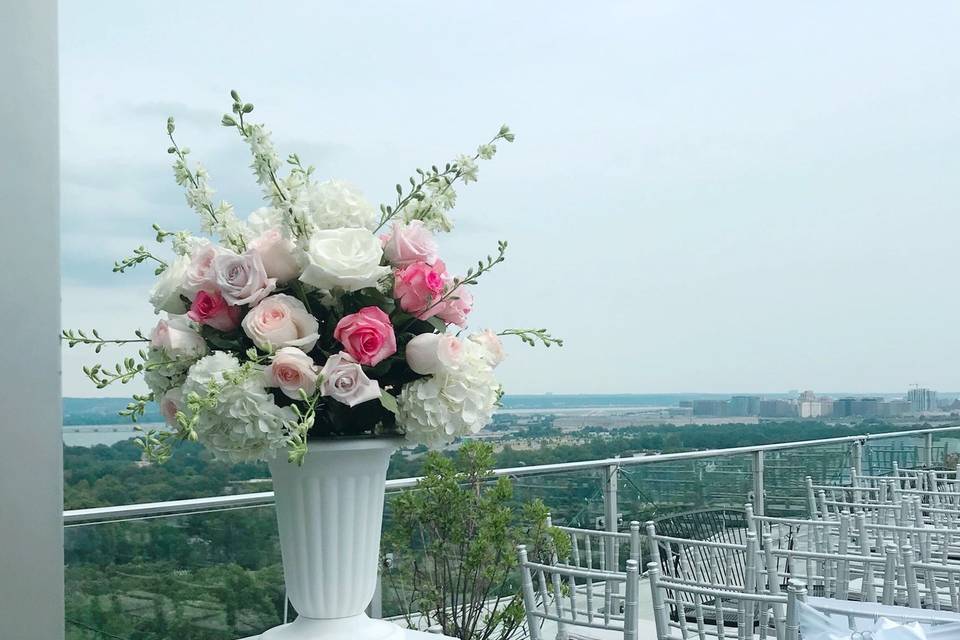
(166, 117, 248, 251)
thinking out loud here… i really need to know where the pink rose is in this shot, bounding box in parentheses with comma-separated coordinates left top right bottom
(382, 221, 438, 267)
(435, 286, 473, 327)
(183, 242, 229, 298)
(405, 333, 464, 375)
(264, 347, 319, 400)
(213, 251, 276, 306)
(394, 260, 448, 319)
(248, 227, 302, 284)
(188, 290, 241, 332)
(241, 293, 319, 352)
(333, 306, 397, 366)
(159, 388, 182, 427)
(149, 315, 207, 357)
(469, 329, 506, 367)
(319, 352, 381, 407)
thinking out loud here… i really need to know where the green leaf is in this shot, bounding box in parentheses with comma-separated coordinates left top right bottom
(379, 391, 399, 415)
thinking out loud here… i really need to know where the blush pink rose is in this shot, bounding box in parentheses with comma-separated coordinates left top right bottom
(469, 329, 506, 367)
(264, 347, 319, 399)
(382, 221, 438, 267)
(183, 242, 229, 298)
(394, 260, 448, 319)
(248, 227, 302, 284)
(188, 290, 241, 332)
(333, 306, 397, 366)
(435, 286, 473, 327)
(150, 315, 207, 357)
(405, 333, 464, 375)
(159, 388, 182, 427)
(241, 293, 319, 352)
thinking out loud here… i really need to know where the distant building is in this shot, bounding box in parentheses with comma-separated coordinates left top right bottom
(908, 387, 938, 413)
(796, 390, 833, 418)
(833, 397, 885, 418)
(880, 400, 911, 417)
(692, 399, 725, 417)
(726, 395, 761, 416)
(759, 399, 797, 418)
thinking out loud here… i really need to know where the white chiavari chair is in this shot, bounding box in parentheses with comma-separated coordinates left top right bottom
(518, 545, 640, 640)
(647, 563, 803, 640)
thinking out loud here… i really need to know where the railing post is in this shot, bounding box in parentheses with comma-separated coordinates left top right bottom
(925, 432, 934, 468)
(852, 440, 863, 477)
(603, 461, 620, 594)
(752, 450, 765, 517)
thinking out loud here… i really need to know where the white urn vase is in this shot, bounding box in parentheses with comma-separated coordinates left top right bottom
(261, 438, 403, 640)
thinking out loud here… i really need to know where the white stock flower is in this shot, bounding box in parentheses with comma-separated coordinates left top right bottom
(398, 339, 499, 447)
(182, 353, 295, 462)
(304, 179, 378, 231)
(455, 154, 479, 183)
(143, 347, 195, 400)
(149, 255, 190, 314)
(299, 228, 390, 292)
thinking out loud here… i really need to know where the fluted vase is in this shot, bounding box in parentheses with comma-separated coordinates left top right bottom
(261, 438, 402, 640)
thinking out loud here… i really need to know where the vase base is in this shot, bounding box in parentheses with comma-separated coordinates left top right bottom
(260, 614, 405, 640)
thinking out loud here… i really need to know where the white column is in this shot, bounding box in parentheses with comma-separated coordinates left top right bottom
(0, 1, 63, 639)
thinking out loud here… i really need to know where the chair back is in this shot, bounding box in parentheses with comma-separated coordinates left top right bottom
(518, 545, 640, 640)
(647, 562, 803, 640)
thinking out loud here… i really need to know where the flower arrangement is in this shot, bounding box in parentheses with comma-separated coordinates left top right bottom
(64, 91, 561, 464)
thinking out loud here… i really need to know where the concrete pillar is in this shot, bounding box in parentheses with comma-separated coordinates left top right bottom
(0, 1, 63, 639)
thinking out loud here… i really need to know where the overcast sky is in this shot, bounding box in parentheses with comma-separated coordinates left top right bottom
(60, 1, 960, 397)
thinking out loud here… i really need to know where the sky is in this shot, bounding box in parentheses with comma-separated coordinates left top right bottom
(60, 1, 960, 397)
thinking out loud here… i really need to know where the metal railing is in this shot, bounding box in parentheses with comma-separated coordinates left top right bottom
(64, 423, 960, 526)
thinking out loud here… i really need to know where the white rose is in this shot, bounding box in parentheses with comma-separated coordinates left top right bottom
(248, 227, 302, 284)
(149, 315, 207, 357)
(319, 352, 381, 407)
(241, 293, 319, 352)
(264, 347, 319, 400)
(299, 228, 390, 292)
(183, 241, 232, 298)
(405, 333, 464, 375)
(213, 251, 277, 306)
(305, 179, 378, 231)
(149, 255, 190, 314)
(469, 330, 506, 367)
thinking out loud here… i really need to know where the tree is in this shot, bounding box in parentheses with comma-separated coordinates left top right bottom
(383, 442, 567, 640)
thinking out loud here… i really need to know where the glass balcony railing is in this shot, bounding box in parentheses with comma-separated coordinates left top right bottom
(62, 424, 960, 638)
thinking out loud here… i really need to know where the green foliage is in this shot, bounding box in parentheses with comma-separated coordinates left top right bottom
(384, 442, 568, 640)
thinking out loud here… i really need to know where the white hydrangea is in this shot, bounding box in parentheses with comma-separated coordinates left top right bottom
(303, 179, 378, 231)
(397, 340, 500, 447)
(143, 347, 195, 400)
(182, 352, 296, 462)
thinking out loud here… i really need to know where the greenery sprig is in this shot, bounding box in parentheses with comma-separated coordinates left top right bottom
(419, 240, 508, 320)
(62, 329, 150, 353)
(120, 393, 155, 421)
(374, 125, 515, 233)
(113, 246, 168, 274)
(497, 328, 564, 348)
(287, 389, 321, 466)
(81, 350, 177, 389)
